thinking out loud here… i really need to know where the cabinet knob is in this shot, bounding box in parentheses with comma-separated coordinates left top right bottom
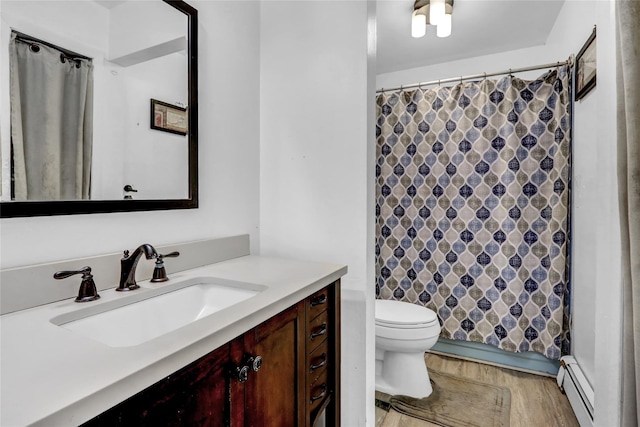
(236, 365, 250, 383)
(233, 354, 263, 383)
(251, 355, 263, 372)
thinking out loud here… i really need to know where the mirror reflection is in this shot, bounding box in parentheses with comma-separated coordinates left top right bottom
(1, 0, 189, 202)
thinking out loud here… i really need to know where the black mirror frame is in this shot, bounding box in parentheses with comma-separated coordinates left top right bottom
(1, 0, 198, 218)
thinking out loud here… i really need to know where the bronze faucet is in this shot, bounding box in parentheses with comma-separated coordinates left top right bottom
(117, 244, 158, 291)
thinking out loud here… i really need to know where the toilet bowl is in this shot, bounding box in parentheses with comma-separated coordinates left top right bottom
(375, 299, 441, 398)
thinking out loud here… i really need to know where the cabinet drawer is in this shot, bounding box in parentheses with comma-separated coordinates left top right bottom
(306, 287, 330, 321)
(308, 368, 329, 415)
(307, 338, 329, 385)
(307, 309, 329, 352)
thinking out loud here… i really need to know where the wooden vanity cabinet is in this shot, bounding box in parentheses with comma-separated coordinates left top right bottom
(82, 280, 340, 427)
(81, 341, 231, 427)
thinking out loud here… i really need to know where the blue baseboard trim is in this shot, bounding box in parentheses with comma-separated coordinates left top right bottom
(431, 338, 560, 376)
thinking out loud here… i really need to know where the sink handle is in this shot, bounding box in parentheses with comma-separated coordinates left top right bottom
(160, 251, 180, 258)
(54, 266, 100, 303)
(150, 251, 180, 283)
(53, 266, 92, 280)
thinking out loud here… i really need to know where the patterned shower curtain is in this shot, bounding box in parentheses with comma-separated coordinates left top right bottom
(375, 67, 571, 359)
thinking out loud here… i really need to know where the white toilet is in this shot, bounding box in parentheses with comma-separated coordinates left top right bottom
(375, 299, 441, 398)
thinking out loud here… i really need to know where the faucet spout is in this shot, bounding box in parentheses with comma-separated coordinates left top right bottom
(117, 243, 158, 291)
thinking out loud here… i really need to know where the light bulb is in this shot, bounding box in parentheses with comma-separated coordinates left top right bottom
(437, 13, 451, 38)
(430, 0, 445, 26)
(411, 11, 426, 38)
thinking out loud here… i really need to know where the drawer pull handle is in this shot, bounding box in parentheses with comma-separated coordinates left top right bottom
(310, 383, 327, 404)
(310, 323, 327, 340)
(310, 353, 327, 372)
(310, 294, 328, 307)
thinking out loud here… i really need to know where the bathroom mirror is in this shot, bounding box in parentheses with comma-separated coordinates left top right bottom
(0, 0, 198, 218)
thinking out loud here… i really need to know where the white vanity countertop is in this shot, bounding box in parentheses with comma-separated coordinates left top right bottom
(0, 255, 347, 427)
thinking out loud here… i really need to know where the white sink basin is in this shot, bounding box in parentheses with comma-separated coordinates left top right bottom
(51, 277, 263, 347)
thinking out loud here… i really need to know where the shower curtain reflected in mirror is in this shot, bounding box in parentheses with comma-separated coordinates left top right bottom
(375, 66, 571, 359)
(10, 31, 94, 201)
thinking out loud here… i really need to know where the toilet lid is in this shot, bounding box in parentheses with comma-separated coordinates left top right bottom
(375, 299, 438, 326)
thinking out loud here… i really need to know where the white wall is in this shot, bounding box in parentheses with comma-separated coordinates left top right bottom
(376, 1, 622, 424)
(259, 1, 376, 425)
(591, 2, 621, 425)
(106, 1, 189, 200)
(119, 53, 189, 200)
(92, 47, 189, 200)
(0, 0, 261, 266)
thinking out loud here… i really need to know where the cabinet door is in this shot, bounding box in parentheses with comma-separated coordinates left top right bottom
(230, 303, 305, 427)
(81, 343, 230, 427)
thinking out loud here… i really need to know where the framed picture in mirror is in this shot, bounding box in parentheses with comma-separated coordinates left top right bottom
(151, 98, 188, 135)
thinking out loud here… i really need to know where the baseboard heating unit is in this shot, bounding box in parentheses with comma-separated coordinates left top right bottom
(557, 356, 594, 427)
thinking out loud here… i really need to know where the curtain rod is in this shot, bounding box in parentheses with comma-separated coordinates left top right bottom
(12, 30, 92, 61)
(376, 57, 573, 93)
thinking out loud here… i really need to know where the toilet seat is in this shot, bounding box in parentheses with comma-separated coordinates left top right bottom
(375, 299, 438, 329)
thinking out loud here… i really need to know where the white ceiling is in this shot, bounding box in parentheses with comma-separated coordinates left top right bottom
(93, 0, 564, 74)
(376, 0, 565, 74)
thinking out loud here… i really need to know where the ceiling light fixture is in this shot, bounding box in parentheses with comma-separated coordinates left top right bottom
(411, 10, 427, 38)
(430, 0, 445, 26)
(411, 0, 454, 39)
